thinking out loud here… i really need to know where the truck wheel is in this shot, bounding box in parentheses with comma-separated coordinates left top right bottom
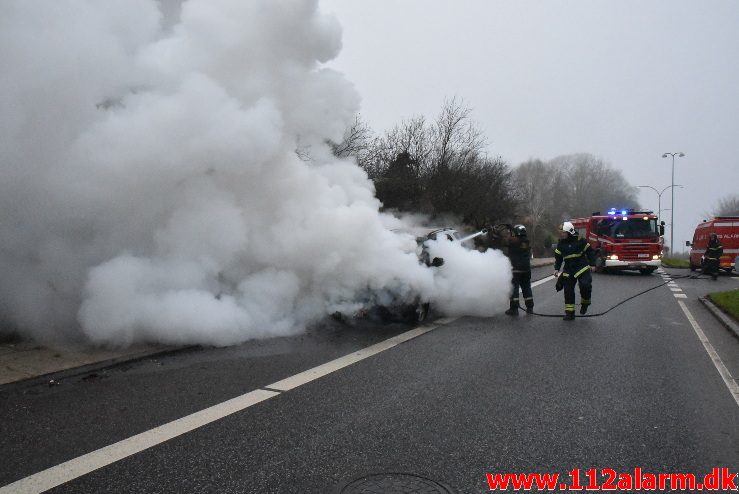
(689, 262, 697, 271)
(639, 268, 655, 275)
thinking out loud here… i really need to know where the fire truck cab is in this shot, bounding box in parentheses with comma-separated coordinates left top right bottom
(687, 216, 739, 273)
(570, 208, 664, 275)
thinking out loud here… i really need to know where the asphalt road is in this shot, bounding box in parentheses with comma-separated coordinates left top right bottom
(1, 266, 737, 493)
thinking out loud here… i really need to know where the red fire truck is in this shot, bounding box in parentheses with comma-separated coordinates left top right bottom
(570, 208, 665, 274)
(687, 216, 739, 273)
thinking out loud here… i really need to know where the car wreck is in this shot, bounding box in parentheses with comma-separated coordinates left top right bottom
(342, 226, 489, 324)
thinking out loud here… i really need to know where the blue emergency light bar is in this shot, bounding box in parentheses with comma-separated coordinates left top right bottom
(606, 208, 654, 216)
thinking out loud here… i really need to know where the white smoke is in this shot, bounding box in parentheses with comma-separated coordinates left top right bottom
(0, 0, 512, 347)
(424, 239, 511, 317)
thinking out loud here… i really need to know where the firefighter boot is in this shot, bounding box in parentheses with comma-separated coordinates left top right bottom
(563, 311, 575, 321)
(505, 298, 519, 316)
(580, 301, 590, 315)
(525, 301, 534, 314)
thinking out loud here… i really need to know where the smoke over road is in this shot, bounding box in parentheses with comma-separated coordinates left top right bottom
(0, 0, 512, 347)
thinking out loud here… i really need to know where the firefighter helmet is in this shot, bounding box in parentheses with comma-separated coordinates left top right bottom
(513, 224, 527, 237)
(561, 221, 577, 235)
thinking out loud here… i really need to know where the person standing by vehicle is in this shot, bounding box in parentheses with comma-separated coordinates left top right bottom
(554, 221, 596, 320)
(704, 233, 723, 280)
(492, 224, 534, 315)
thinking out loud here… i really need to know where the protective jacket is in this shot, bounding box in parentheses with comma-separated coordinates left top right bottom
(705, 238, 723, 262)
(505, 236, 532, 273)
(554, 236, 596, 278)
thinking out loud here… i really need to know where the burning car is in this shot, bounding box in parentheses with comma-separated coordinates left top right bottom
(362, 226, 487, 324)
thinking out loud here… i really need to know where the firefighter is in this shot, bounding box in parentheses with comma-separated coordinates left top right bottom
(494, 224, 534, 316)
(704, 233, 723, 280)
(554, 221, 596, 320)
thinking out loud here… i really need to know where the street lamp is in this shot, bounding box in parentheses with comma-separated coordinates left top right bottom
(661, 152, 685, 253)
(637, 184, 684, 222)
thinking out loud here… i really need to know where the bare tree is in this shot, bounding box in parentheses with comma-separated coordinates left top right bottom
(374, 116, 431, 178)
(712, 194, 739, 216)
(513, 159, 551, 251)
(424, 98, 493, 217)
(429, 97, 486, 171)
(514, 154, 640, 253)
(329, 114, 373, 159)
(549, 153, 638, 217)
(327, 114, 378, 176)
(334, 98, 518, 227)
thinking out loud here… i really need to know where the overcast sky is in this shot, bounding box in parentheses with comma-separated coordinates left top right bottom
(319, 0, 738, 252)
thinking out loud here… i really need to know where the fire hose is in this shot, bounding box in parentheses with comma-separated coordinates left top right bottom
(517, 273, 696, 318)
(456, 225, 712, 318)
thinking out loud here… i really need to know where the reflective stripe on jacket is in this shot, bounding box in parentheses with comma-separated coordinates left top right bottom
(554, 236, 595, 278)
(705, 241, 723, 260)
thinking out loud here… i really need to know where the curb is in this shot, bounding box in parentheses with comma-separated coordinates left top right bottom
(1, 265, 561, 392)
(699, 296, 739, 339)
(0, 345, 199, 392)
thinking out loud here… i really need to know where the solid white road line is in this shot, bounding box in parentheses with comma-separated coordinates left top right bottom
(2, 275, 560, 493)
(0, 323, 448, 493)
(267, 276, 559, 393)
(432, 317, 458, 325)
(0, 389, 279, 494)
(532, 275, 555, 288)
(678, 301, 739, 408)
(267, 324, 441, 391)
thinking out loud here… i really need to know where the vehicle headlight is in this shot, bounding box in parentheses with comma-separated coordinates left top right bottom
(609, 254, 619, 260)
(652, 254, 661, 260)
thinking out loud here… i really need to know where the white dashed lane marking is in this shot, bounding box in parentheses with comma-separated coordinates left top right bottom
(658, 270, 688, 298)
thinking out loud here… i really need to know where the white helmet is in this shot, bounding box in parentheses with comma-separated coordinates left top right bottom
(561, 221, 576, 235)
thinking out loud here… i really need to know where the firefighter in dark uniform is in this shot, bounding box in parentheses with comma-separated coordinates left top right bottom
(554, 221, 596, 320)
(704, 233, 723, 280)
(497, 224, 534, 315)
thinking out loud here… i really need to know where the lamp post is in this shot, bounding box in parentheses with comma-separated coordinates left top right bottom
(637, 184, 684, 222)
(661, 152, 685, 253)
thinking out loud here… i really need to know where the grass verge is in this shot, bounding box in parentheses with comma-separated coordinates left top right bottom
(661, 257, 690, 269)
(708, 289, 739, 322)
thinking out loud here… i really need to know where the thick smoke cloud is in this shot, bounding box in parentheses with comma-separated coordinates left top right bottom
(0, 0, 512, 347)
